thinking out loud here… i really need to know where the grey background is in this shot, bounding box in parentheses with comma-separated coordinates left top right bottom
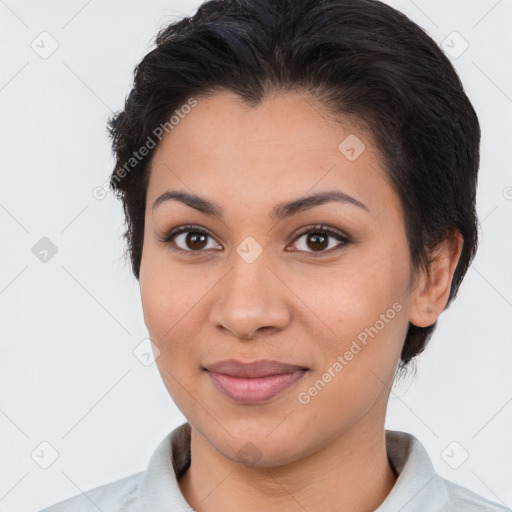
(0, 0, 511, 510)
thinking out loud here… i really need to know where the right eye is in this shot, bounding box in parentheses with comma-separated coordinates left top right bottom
(162, 225, 223, 254)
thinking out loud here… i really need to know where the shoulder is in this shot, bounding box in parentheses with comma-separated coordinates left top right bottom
(37, 423, 191, 512)
(38, 471, 143, 512)
(438, 476, 511, 512)
(383, 430, 510, 512)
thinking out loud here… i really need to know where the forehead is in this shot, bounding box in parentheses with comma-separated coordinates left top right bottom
(146, 91, 397, 218)
(153, 90, 372, 155)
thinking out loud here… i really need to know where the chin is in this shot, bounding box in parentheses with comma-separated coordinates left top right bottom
(195, 415, 318, 468)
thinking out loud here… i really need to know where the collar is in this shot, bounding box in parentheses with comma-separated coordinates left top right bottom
(376, 429, 448, 511)
(138, 422, 448, 511)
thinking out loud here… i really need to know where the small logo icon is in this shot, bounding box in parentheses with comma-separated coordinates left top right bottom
(31, 31, 59, 60)
(338, 134, 366, 161)
(236, 442, 262, 466)
(133, 338, 160, 366)
(441, 32, 469, 59)
(236, 236, 263, 263)
(32, 237, 58, 263)
(31, 441, 59, 469)
(441, 440, 469, 469)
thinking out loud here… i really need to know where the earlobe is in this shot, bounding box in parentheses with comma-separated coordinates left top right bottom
(409, 231, 464, 328)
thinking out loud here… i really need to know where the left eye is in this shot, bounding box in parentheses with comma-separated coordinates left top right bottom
(289, 225, 349, 256)
(162, 224, 349, 256)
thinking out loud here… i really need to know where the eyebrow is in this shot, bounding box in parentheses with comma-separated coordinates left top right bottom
(152, 189, 369, 219)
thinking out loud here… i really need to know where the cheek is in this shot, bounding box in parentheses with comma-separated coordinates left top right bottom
(141, 278, 201, 349)
(291, 238, 411, 388)
(139, 249, 220, 387)
(294, 274, 407, 425)
(140, 247, 193, 347)
(140, 258, 206, 410)
(303, 256, 408, 339)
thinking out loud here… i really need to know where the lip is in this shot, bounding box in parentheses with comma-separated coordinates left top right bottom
(203, 359, 309, 403)
(204, 358, 308, 377)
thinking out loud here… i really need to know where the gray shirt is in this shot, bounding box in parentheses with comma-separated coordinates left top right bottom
(39, 422, 510, 512)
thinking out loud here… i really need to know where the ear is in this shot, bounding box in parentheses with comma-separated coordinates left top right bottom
(409, 230, 464, 328)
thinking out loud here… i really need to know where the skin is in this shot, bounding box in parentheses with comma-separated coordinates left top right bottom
(139, 91, 463, 512)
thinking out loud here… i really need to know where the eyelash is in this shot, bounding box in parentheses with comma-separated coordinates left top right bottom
(161, 224, 350, 258)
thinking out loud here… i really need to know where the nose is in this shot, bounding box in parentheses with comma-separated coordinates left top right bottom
(209, 251, 292, 341)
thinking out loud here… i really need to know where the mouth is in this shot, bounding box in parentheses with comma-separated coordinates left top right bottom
(203, 359, 309, 404)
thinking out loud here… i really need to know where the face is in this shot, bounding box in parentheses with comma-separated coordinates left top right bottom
(140, 91, 417, 466)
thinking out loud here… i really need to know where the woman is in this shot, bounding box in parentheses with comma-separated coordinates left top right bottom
(40, 0, 509, 510)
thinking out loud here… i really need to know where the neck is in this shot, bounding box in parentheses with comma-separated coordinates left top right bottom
(178, 417, 397, 512)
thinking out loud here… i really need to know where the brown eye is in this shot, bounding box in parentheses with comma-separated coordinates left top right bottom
(305, 233, 329, 251)
(290, 225, 350, 256)
(163, 225, 221, 253)
(184, 232, 209, 250)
